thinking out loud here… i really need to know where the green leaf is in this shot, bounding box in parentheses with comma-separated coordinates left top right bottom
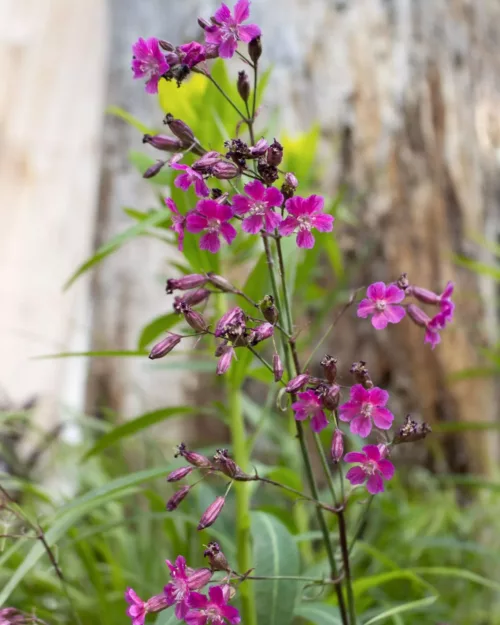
(454, 256, 500, 280)
(137, 313, 181, 349)
(82, 406, 196, 461)
(362, 596, 438, 625)
(294, 603, 343, 625)
(251, 511, 300, 625)
(64, 208, 172, 289)
(155, 607, 177, 625)
(106, 105, 155, 135)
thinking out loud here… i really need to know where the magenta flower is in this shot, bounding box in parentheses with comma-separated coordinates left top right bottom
(291, 390, 329, 433)
(170, 154, 210, 198)
(186, 200, 237, 253)
(186, 585, 240, 625)
(279, 195, 334, 249)
(232, 180, 283, 234)
(164, 556, 212, 620)
(204, 1, 261, 59)
(131, 37, 169, 94)
(357, 282, 406, 330)
(125, 588, 146, 625)
(407, 304, 452, 350)
(344, 445, 395, 494)
(338, 384, 394, 438)
(178, 41, 206, 67)
(165, 198, 186, 251)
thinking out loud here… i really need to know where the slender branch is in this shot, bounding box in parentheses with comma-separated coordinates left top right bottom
(338, 510, 356, 625)
(348, 496, 374, 555)
(198, 71, 248, 122)
(313, 433, 338, 505)
(255, 476, 340, 513)
(238, 573, 344, 585)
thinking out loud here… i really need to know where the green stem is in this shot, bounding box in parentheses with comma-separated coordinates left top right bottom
(256, 476, 339, 513)
(338, 510, 356, 625)
(313, 433, 338, 505)
(200, 71, 248, 122)
(238, 574, 343, 585)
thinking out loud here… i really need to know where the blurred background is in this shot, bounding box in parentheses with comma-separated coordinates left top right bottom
(1, 1, 500, 623)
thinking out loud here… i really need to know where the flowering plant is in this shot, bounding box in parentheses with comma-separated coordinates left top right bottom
(125, 2, 454, 624)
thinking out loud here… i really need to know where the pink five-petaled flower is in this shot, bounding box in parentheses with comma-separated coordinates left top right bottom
(164, 556, 212, 620)
(170, 154, 210, 198)
(232, 180, 283, 234)
(131, 38, 169, 94)
(344, 445, 395, 494)
(291, 390, 329, 433)
(125, 588, 146, 625)
(357, 282, 406, 330)
(338, 384, 394, 438)
(186, 200, 237, 253)
(186, 585, 241, 625)
(165, 198, 186, 251)
(204, 1, 261, 60)
(178, 41, 206, 68)
(279, 195, 334, 249)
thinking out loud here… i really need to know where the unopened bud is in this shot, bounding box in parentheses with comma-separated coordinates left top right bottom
(149, 334, 182, 359)
(143, 160, 166, 179)
(237, 70, 250, 102)
(166, 485, 190, 511)
(330, 428, 344, 463)
(181, 304, 209, 332)
(215, 307, 246, 337)
(266, 139, 283, 166)
(166, 274, 207, 293)
(319, 383, 340, 411)
(281, 172, 298, 199)
(204, 43, 220, 59)
(259, 295, 279, 324)
(213, 448, 242, 478)
(187, 568, 213, 590)
(273, 353, 284, 382)
(285, 373, 310, 393)
(197, 496, 225, 530)
(350, 361, 373, 388)
(192, 151, 222, 173)
(248, 36, 262, 64)
(249, 138, 269, 157)
(409, 286, 440, 305)
(175, 443, 213, 468)
(212, 161, 240, 180)
(249, 322, 274, 345)
(145, 593, 170, 614)
(407, 304, 430, 328)
(159, 40, 175, 52)
(198, 17, 211, 30)
(207, 272, 238, 293)
(143, 134, 183, 152)
(321, 355, 338, 383)
(164, 113, 195, 146)
(204, 541, 230, 572)
(166, 466, 193, 482)
(173, 289, 211, 313)
(216, 345, 235, 375)
(392, 415, 432, 445)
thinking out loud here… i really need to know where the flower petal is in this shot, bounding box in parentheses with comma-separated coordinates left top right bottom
(278, 216, 298, 237)
(219, 36, 238, 59)
(296, 229, 315, 249)
(186, 213, 207, 233)
(310, 410, 328, 433)
(234, 0, 250, 23)
(345, 466, 366, 485)
(367, 387, 389, 406)
(263, 186, 284, 208)
(312, 213, 334, 232)
(338, 400, 359, 423)
(242, 214, 263, 234)
(384, 284, 406, 304)
(263, 209, 282, 232)
(350, 415, 372, 438)
(214, 3, 232, 22)
(174, 172, 192, 191)
(244, 179, 265, 201)
(350, 384, 369, 404)
(357, 299, 375, 318)
(185, 611, 208, 625)
(384, 305, 406, 324)
(216, 204, 234, 222)
(238, 23, 261, 42)
(208, 585, 225, 605)
(362, 445, 381, 461)
(304, 194, 324, 214)
(371, 312, 389, 330)
(343, 451, 367, 463)
(200, 232, 221, 253)
(378, 459, 395, 480)
(232, 195, 251, 215)
(220, 222, 238, 245)
(194, 177, 210, 198)
(187, 591, 209, 609)
(372, 406, 394, 430)
(221, 603, 241, 624)
(366, 282, 386, 301)
(284, 195, 302, 216)
(366, 473, 384, 494)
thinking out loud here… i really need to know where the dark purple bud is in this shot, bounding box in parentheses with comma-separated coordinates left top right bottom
(266, 139, 284, 166)
(187, 568, 213, 590)
(204, 43, 220, 59)
(281, 172, 298, 199)
(237, 70, 250, 102)
(181, 304, 209, 332)
(204, 541, 230, 572)
(349, 361, 373, 389)
(145, 593, 170, 614)
(213, 448, 249, 479)
(249, 322, 274, 345)
(143, 134, 183, 152)
(166, 466, 193, 482)
(321, 355, 338, 384)
(173, 289, 211, 313)
(192, 151, 222, 173)
(198, 17, 211, 30)
(212, 161, 240, 180)
(166, 485, 190, 511)
(164, 113, 196, 146)
(197, 496, 225, 530)
(397, 272, 410, 290)
(259, 294, 279, 324)
(392, 415, 432, 445)
(165, 51, 181, 66)
(166, 274, 207, 293)
(216, 345, 235, 375)
(215, 307, 246, 337)
(409, 286, 440, 305)
(143, 160, 166, 179)
(149, 334, 182, 360)
(285, 373, 310, 393)
(207, 272, 238, 293)
(407, 304, 430, 328)
(175, 443, 213, 468)
(320, 383, 340, 411)
(248, 36, 262, 64)
(330, 428, 344, 463)
(159, 40, 175, 52)
(249, 138, 269, 157)
(273, 353, 284, 382)
(257, 160, 279, 185)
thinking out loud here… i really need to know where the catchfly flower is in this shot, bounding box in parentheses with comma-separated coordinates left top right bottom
(339, 384, 394, 437)
(186, 585, 240, 625)
(344, 445, 395, 494)
(279, 195, 334, 249)
(165, 198, 186, 251)
(170, 154, 210, 198)
(164, 556, 212, 619)
(357, 282, 406, 329)
(232, 180, 283, 233)
(186, 200, 237, 253)
(291, 390, 329, 433)
(131, 37, 169, 94)
(204, 0, 261, 59)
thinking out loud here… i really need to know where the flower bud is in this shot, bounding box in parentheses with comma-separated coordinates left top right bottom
(248, 36, 262, 64)
(198, 17, 211, 30)
(145, 593, 170, 614)
(213, 448, 247, 479)
(259, 294, 279, 324)
(204, 541, 230, 572)
(181, 304, 209, 332)
(192, 151, 222, 173)
(330, 428, 344, 463)
(407, 304, 430, 328)
(143, 160, 166, 179)
(143, 134, 183, 152)
(249, 138, 269, 157)
(187, 568, 213, 590)
(212, 161, 240, 180)
(273, 353, 284, 382)
(266, 139, 283, 166)
(257, 160, 279, 185)
(149, 334, 182, 359)
(166, 274, 207, 293)
(159, 40, 175, 51)
(215, 307, 246, 337)
(397, 272, 410, 290)
(216, 345, 235, 375)
(166, 485, 190, 511)
(392, 414, 432, 445)
(166, 466, 193, 482)
(164, 113, 195, 146)
(349, 361, 373, 388)
(173, 289, 211, 313)
(281, 172, 299, 199)
(237, 70, 250, 102)
(409, 286, 440, 305)
(285, 373, 310, 393)
(321, 355, 338, 384)
(319, 383, 340, 411)
(205, 43, 220, 59)
(207, 273, 238, 293)
(175, 443, 213, 468)
(197, 496, 225, 530)
(249, 322, 274, 345)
